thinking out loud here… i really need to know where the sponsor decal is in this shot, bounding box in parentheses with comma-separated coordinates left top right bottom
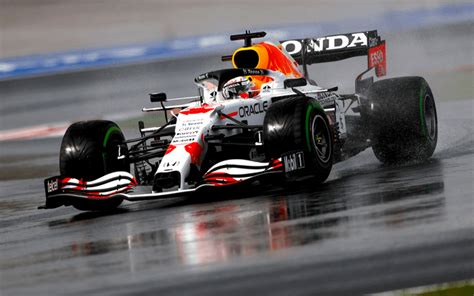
(262, 85, 271, 93)
(163, 160, 180, 168)
(368, 36, 379, 48)
(368, 42, 386, 77)
(282, 32, 368, 55)
(281, 40, 302, 55)
(283, 151, 305, 173)
(249, 148, 265, 162)
(46, 178, 59, 193)
(316, 92, 340, 105)
(242, 69, 265, 75)
(239, 101, 269, 117)
(172, 119, 205, 144)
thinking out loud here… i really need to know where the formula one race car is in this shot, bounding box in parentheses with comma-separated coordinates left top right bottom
(42, 30, 438, 211)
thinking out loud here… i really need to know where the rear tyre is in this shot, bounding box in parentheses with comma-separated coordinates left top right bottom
(263, 97, 333, 184)
(365, 77, 437, 164)
(60, 120, 129, 211)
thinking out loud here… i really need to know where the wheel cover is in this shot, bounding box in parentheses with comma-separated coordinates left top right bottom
(311, 114, 331, 163)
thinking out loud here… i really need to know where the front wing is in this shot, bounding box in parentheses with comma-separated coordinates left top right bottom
(40, 158, 288, 209)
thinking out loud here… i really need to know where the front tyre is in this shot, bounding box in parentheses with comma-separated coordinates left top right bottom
(263, 97, 333, 184)
(365, 77, 438, 164)
(60, 120, 129, 211)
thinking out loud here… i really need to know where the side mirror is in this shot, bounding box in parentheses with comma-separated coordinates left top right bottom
(150, 92, 167, 102)
(284, 78, 307, 89)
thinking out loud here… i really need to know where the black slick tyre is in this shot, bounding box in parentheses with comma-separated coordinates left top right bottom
(365, 77, 438, 164)
(60, 120, 129, 211)
(263, 97, 333, 184)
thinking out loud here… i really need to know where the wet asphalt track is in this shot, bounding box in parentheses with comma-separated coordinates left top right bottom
(1, 24, 474, 295)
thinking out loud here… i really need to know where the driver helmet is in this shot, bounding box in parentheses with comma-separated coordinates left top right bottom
(222, 76, 254, 99)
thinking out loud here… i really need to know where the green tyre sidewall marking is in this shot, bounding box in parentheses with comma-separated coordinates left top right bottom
(103, 126, 121, 148)
(102, 125, 122, 171)
(304, 100, 324, 152)
(305, 104, 314, 152)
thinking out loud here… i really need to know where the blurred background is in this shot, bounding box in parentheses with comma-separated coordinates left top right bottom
(1, 0, 469, 58)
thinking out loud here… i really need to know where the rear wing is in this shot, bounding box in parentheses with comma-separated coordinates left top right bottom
(280, 30, 386, 77)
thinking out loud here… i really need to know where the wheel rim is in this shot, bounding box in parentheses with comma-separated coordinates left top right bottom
(311, 114, 331, 163)
(424, 95, 437, 141)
